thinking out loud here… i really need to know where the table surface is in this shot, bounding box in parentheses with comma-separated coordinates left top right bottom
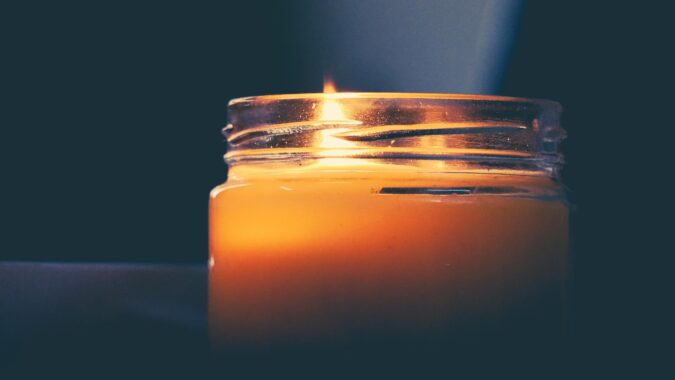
(1, 261, 576, 376)
(0, 262, 208, 374)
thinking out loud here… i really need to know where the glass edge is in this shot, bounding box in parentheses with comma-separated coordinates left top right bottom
(227, 92, 562, 109)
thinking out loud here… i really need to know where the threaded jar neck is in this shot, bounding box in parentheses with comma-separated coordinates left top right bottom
(224, 93, 564, 177)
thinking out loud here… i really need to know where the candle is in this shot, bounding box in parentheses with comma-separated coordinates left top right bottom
(209, 86, 568, 366)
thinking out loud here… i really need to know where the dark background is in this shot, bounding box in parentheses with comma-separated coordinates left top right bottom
(2, 0, 668, 372)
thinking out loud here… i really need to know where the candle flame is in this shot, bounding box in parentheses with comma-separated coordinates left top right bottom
(323, 78, 337, 94)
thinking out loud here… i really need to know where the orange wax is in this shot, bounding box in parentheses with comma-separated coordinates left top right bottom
(209, 165, 568, 351)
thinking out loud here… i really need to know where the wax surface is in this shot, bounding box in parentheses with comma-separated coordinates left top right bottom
(209, 166, 568, 350)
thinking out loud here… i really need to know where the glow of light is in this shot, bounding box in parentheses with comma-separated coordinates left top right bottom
(320, 99, 347, 121)
(319, 78, 347, 121)
(316, 79, 362, 165)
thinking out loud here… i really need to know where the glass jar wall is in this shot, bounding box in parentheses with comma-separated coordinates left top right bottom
(209, 93, 568, 369)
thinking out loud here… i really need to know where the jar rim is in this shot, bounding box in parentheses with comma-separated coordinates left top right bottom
(228, 92, 562, 109)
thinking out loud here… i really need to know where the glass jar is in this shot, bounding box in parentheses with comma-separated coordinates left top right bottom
(209, 93, 568, 368)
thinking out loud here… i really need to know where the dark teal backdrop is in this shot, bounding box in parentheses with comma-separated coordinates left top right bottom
(1, 0, 668, 375)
